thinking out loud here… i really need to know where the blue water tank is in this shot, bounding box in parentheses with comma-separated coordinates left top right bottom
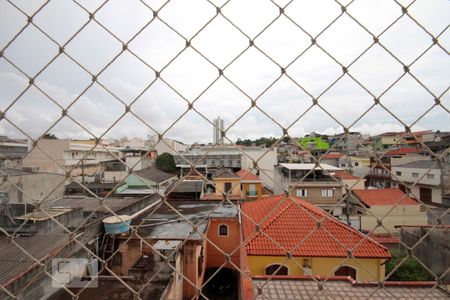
(103, 215, 132, 234)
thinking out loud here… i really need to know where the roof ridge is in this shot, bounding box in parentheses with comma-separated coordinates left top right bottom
(259, 196, 295, 233)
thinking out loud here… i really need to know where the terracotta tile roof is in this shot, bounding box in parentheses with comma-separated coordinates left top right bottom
(368, 234, 400, 244)
(213, 168, 239, 179)
(241, 195, 390, 258)
(321, 152, 345, 159)
(353, 189, 418, 207)
(236, 169, 261, 182)
(386, 147, 424, 156)
(333, 171, 359, 180)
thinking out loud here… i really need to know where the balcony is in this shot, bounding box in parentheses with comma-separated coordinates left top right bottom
(246, 190, 257, 197)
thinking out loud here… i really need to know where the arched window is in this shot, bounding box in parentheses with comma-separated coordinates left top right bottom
(334, 266, 357, 279)
(265, 264, 288, 275)
(218, 224, 228, 236)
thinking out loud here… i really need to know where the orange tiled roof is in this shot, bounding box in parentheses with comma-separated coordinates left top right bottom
(333, 171, 359, 180)
(353, 189, 418, 207)
(236, 170, 261, 182)
(321, 152, 345, 159)
(386, 147, 423, 156)
(241, 195, 390, 258)
(368, 233, 400, 244)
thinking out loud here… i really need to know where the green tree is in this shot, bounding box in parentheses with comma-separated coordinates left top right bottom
(155, 152, 177, 173)
(42, 133, 58, 139)
(385, 249, 434, 281)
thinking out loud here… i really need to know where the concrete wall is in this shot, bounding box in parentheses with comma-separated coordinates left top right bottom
(399, 226, 450, 281)
(247, 256, 385, 281)
(361, 205, 428, 234)
(0, 173, 65, 204)
(241, 148, 277, 190)
(291, 186, 343, 205)
(22, 139, 70, 174)
(409, 185, 442, 205)
(392, 166, 440, 186)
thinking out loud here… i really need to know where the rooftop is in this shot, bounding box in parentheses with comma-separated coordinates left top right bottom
(321, 152, 346, 159)
(0, 234, 69, 287)
(333, 171, 360, 180)
(44, 194, 160, 214)
(353, 189, 419, 207)
(241, 195, 390, 258)
(395, 160, 441, 169)
(279, 163, 343, 171)
(236, 169, 261, 182)
(170, 180, 204, 193)
(253, 277, 448, 300)
(386, 147, 425, 156)
(213, 168, 239, 179)
(134, 166, 177, 183)
(135, 200, 238, 240)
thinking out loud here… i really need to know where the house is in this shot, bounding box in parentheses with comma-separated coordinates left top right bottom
(332, 171, 365, 192)
(241, 195, 391, 281)
(22, 139, 121, 178)
(201, 168, 243, 200)
(391, 160, 446, 206)
(320, 152, 350, 168)
(236, 169, 264, 200)
(274, 163, 345, 216)
(353, 189, 427, 234)
(0, 169, 65, 204)
(372, 131, 432, 151)
(116, 166, 177, 195)
(0, 136, 28, 169)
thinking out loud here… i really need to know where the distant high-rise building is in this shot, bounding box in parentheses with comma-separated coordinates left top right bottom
(213, 117, 224, 145)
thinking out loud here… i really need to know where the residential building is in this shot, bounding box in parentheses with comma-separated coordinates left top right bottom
(333, 171, 366, 192)
(151, 138, 188, 155)
(22, 139, 121, 178)
(298, 134, 330, 152)
(241, 195, 391, 281)
(274, 163, 345, 216)
(329, 132, 368, 153)
(353, 189, 427, 234)
(0, 169, 65, 204)
(236, 169, 265, 200)
(213, 116, 224, 145)
(116, 166, 177, 195)
(320, 152, 350, 168)
(202, 168, 243, 200)
(392, 160, 445, 205)
(0, 136, 28, 169)
(372, 131, 432, 151)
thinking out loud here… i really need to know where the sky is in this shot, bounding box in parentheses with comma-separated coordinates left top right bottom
(0, 0, 449, 144)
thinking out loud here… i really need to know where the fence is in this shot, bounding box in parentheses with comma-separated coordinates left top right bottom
(0, 0, 449, 299)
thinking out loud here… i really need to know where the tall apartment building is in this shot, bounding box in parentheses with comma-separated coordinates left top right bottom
(213, 117, 224, 145)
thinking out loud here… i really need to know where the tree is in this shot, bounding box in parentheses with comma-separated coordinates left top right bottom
(385, 249, 434, 281)
(42, 133, 58, 139)
(155, 152, 177, 173)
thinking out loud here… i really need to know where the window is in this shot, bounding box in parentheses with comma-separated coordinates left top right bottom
(224, 182, 232, 193)
(296, 189, 308, 197)
(321, 189, 333, 197)
(354, 162, 359, 167)
(265, 264, 288, 276)
(427, 174, 434, 179)
(335, 266, 357, 279)
(218, 224, 228, 236)
(412, 172, 419, 178)
(396, 171, 402, 176)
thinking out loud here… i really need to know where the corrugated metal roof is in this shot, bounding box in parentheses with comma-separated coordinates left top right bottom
(0, 234, 69, 286)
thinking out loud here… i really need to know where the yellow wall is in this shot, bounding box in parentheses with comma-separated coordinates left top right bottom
(214, 178, 241, 195)
(361, 204, 428, 234)
(350, 156, 370, 167)
(247, 255, 386, 281)
(241, 182, 263, 199)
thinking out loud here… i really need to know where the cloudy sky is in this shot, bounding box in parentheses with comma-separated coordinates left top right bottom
(0, 0, 449, 144)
